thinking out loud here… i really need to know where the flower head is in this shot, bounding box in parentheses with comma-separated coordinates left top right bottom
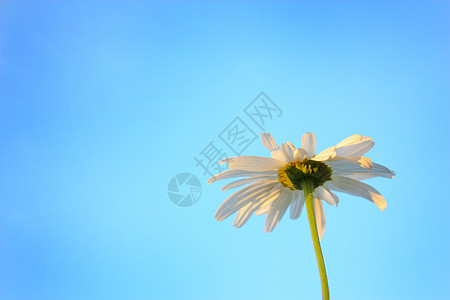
(208, 132, 395, 239)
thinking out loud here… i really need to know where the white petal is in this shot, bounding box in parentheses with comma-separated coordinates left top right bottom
(336, 134, 363, 147)
(229, 156, 285, 171)
(343, 172, 394, 180)
(235, 187, 283, 225)
(286, 142, 296, 149)
(219, 157, 235, 164)
(328, 156, 373, 170)
(255, 185, 286, 214)
(281, 143, 296, 162)
(328, 175, 387, 210)
(256, 187, 283, 208)
(290, 190, 305, 219)
(316, 186, 339, 206)
(208, 169, 277, 184)
(215, 180, 278, 221)
(233, 202, 253, 228)
(215, 183, 261, 220)
(264, 192, 292, 232)
(369, 163, 396, 178)
(340, 174, 374, 180)
(293, 148, 308, 161)
(337, 163, 395, 180)
(221, 175, 278, 191)
(301, 133, 316, 158)
(261, 132, 277, 151)
(254, 202, 272, 215)
(335, 136, 374, 157)
(313, 196, 326, 241)
(344, 156, 373, 169)
(271, 149, 288, 163)
(311, 146, 336, 161)
(329, 162, 395, 180)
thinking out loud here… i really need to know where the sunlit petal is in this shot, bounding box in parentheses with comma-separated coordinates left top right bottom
(221, 175, 278, 191)
(302, 132, 317, 158)
(316, 186, 339, 206)
(335, 136, 374, 157)
(328, 175, 387, 210)
(290, 190, 305, 219)
(261, 132, 277, 151)
(281, 143, 296, 162)
(265, 191, 292, 233)
(208, 169, 278, 184)
(229, 156, 285, 171)
(293, 148, 308, 161)
(313, 196, 326, 241)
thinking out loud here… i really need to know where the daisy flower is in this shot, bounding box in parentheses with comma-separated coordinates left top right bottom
(208, 132, 395, 237)
(208, 132, 395, 299)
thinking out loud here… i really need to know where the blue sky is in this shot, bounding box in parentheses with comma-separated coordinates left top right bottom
(1, 1, 449, 299)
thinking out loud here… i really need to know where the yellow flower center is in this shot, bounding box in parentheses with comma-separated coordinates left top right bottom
(278, 159, 333, 191)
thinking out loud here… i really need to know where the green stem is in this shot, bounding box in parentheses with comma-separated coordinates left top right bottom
(303, 180, 330, 300)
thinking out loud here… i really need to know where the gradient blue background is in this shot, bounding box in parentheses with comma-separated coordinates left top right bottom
(1, 1, 449, 299)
